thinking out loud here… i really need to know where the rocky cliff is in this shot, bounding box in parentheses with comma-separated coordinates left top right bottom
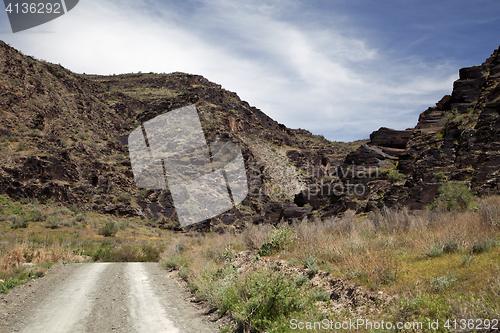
(310, 46, 500, 214)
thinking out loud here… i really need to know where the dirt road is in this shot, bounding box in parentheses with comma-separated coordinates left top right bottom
(0, 263, 220, 332)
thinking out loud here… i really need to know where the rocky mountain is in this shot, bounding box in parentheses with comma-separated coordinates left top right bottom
(2, 39, 499, 230)
(302, 46, 500, 215)
(0, 40, 364, 231)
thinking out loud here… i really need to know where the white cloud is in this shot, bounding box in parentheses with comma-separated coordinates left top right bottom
(0, 0, 459, 141)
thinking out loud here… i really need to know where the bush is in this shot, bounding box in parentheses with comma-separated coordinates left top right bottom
(222, 270, 310, 332)
(312, 290, 330, 302)
(75, 213, 86, 223)
(11, 215, 28, 229)
(44, 216, 60, 229)
(423, 242, 443, 258)
(29, 207, 46, 222)
(472, 239, 498, 254)
(302, 255, 319, 277)
(430, 274, 457, 292)
(271, 225, 297, 251)
(442, 238, 460, 253)
(295, 274, 309, 286)
(258, 225, 297, 256)
(388, 169, 405, 182)
(432, 183, 474, 211)
(98, 221, 118, 237)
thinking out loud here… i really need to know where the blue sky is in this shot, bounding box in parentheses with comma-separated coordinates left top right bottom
(1, 0, 499, 141)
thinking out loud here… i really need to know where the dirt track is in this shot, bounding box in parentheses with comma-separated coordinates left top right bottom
(0, 263, 220, 332)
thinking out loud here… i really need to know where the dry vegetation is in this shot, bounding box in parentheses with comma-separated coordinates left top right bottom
(1, 192, 499, 332)
(160, 196, 500, 332)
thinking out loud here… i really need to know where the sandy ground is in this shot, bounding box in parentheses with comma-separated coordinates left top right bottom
(0, 263, 220, 333)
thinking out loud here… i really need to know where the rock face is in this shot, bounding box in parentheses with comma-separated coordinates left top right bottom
(326, 46, 500, 213)
(369, 127, 412, 149)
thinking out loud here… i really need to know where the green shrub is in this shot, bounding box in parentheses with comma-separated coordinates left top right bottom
(430, 274, 457, 292)
(259, 225, 297, 257)
(11, 215, 28, 229)
(312, 290, 330, 302)
(461, 254, 475, 266)
(16, 142, 27, 151)
(388, 169, 405, 182)
(302, 255, 319, 276)
(75, 213, 86, 223)
(432, 183, 474, 211)
(44, 216, 60, 229)
(442, 238, 459, 253)
(472, 239, 498, 254)
(271, 225, 297, 251)
(29, 208, 46, 222)
(98, 221, 118, 237)
(0, 279, 25, 294)
(222, 270, 310, 332)
(118, 220, 129, 230)
(423, 242, 443, 258)
(295, 274, 309, 286)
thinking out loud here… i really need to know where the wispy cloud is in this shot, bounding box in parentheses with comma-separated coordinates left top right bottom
(0, 0, 480, 141)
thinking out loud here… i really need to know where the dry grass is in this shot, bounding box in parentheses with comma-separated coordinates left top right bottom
(160, 196, 500, 331)
(0, 244, 84, 274)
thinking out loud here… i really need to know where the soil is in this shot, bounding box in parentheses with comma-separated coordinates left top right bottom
(0, 263, 220, 332)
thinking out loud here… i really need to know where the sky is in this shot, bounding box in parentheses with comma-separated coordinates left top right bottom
(0, 0, 499, 142)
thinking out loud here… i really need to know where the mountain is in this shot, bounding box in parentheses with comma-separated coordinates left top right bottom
(306, 46, 500, 215)
(0, 40, 364, 231)
(2, 39, 499, 230)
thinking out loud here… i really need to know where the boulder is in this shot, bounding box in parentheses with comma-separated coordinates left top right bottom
(369, 127, 412, 149)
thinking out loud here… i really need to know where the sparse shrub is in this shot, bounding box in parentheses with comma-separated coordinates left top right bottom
(423, 242, 443, 258)
(345, 269, 366, 280)
(376, 267, 397, 285)
(58, 138, 68, 148)
(117, 193, 131, 203)
(472, 239, 498, 254)
(430, 274, 457, 292)
(461, 254, 476, 266)
(312, 290, 330, 302)
(75, 213, 86, 224)
(16, 142, 27, 151)
(478, 196, 500, 226)
(388, 169, 405, 182)
(118, 220, 129, 230)
(11, 215, 28, 229)
(442, 238, 459, 253)
(178, 266, 189, 280)
(269, 263, 280, 271)
(98, 221, 118, 237)
(302, 255, 319, 276)
(295, 274, 309, 286)
(44, 216, 60, 229)
(29, 207, 46, 222)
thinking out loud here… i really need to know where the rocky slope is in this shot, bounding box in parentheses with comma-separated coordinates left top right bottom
(310, 46, 500, 214)
(0, 40, 363, 231)
(2, 39, 499, 229)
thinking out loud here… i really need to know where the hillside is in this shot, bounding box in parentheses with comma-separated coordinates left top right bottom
(0, 40, 363, 231)
(2, 40, 500, 230)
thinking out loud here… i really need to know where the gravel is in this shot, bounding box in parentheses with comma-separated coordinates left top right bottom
(0, 263, 220, 333)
